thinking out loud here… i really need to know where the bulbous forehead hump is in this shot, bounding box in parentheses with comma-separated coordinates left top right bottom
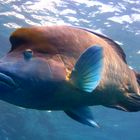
(9, 26, 96, 55)
(9, 25, 126, 66)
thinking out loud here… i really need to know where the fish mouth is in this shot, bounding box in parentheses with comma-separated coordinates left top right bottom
(0, 72, 17, 91)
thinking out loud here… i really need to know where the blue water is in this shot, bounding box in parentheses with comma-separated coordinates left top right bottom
(0, 0, 140, 140)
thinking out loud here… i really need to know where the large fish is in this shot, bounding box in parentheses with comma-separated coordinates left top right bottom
(0, 25, 139, 127)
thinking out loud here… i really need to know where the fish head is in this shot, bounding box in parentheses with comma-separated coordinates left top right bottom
(0, 44, 67, 99)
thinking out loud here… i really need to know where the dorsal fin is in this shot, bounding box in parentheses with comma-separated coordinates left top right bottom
(72, 26, 127, 64)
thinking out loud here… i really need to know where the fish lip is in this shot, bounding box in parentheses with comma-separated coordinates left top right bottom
(0, 72, 17, 89)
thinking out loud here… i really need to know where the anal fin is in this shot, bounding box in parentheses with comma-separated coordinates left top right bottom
(64, 107, 100, 128)
(106, 104, 128, 112)
(112, 93, 140, 112)
(124, 93, 140, 112)
(106, 93, 140, 112)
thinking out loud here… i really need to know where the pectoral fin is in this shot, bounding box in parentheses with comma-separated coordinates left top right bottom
(64, 107, 100, 128)
(69, 46, 103, 93)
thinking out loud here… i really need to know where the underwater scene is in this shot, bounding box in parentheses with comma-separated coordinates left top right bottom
(0, 0, 140, 140)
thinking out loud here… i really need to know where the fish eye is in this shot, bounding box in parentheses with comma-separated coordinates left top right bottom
(23, 49, 33, 60)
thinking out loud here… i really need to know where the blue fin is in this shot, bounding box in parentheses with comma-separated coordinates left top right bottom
(70, 46, 103, 93)
(64, 107, 100, 128)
